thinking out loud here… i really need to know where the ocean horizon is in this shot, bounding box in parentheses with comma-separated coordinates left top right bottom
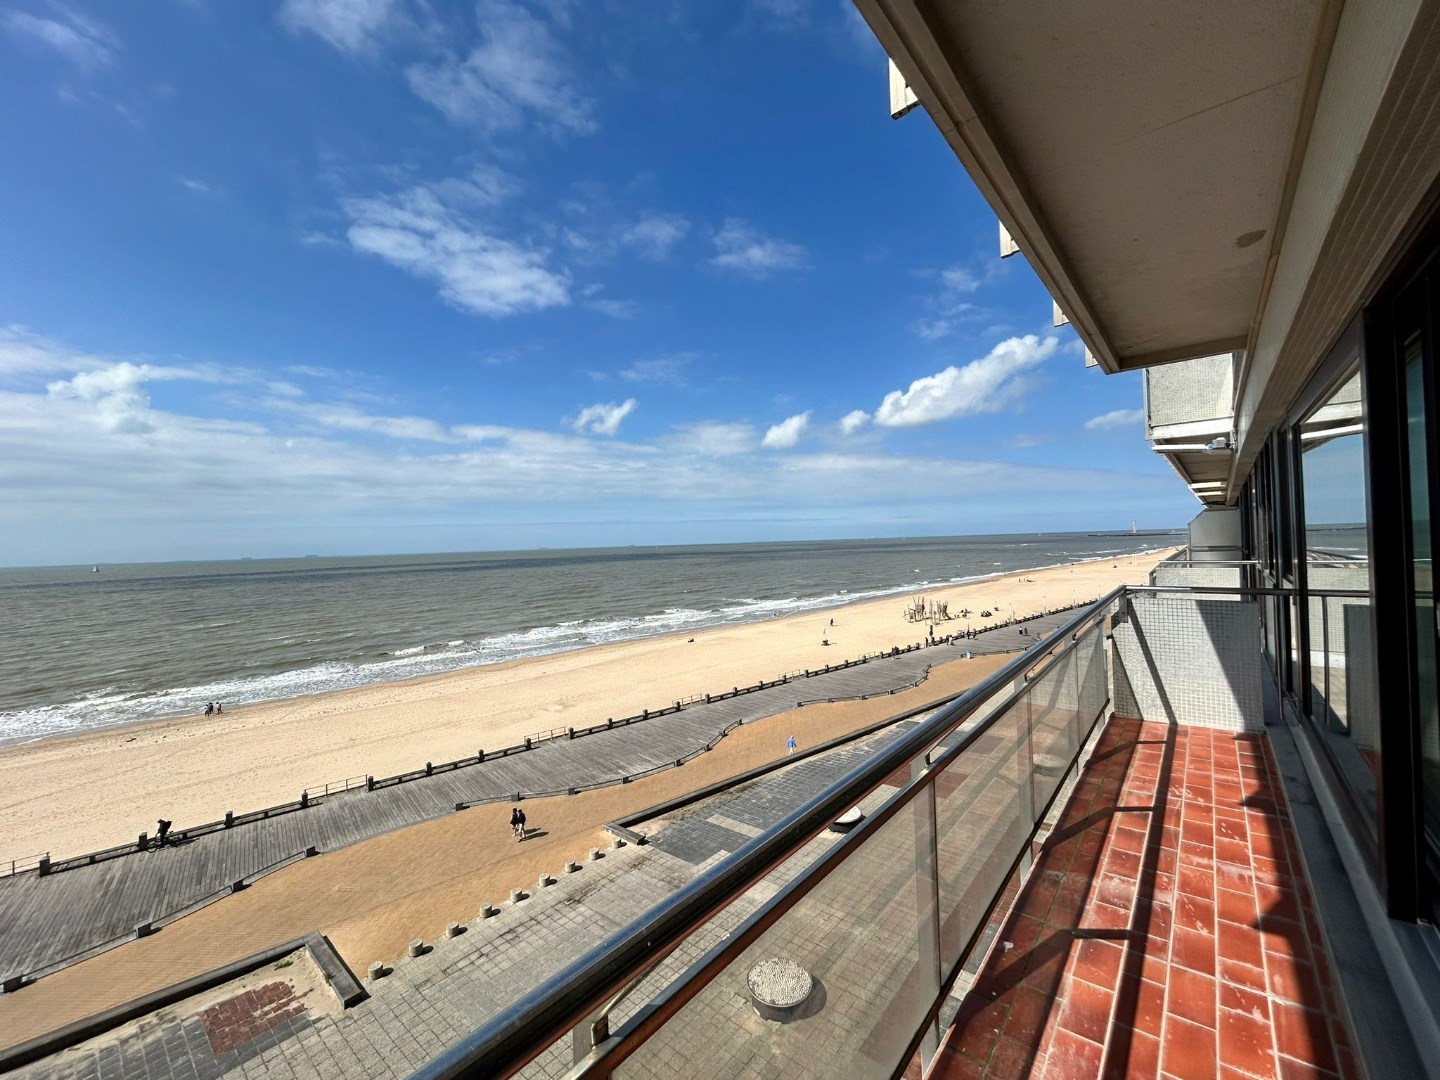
(0, 531, 1178, 746)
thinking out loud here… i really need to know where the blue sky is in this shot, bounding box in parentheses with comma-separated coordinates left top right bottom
(0, 0, 1195, 566)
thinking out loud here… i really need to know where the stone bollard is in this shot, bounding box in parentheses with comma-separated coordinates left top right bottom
(538, 873, 555, 888)
(479, 903, 498, 919)
(224, 810, 234, 828)
(525, 737, 532, 750)
(612, 837, 627, 849)
(564, 860, 579, 873)
(477, 749, 485, 762)
(134, 922, 155, 939)
(300, 792, 309, 809)
(588, 848, 603, 862)
(365, 775, 374, 792)
(425, 762, 433, 776)
(567, 727, 574, 740)
(509, 888, 527, 904)
(408, 939, 424, 958)
(368, 962, 387, 981)
(230, 879, 246, 893)
(445, 921, 462, 939)
(37, 856, 50, 877)
(138, 831, 149, 851)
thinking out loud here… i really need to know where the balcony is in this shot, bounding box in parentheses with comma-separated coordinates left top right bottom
(1143, 354, 1236, 506)
(413, 582, 1397, 1079)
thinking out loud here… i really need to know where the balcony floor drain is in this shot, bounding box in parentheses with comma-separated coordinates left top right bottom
(746, 957, 813, 1022)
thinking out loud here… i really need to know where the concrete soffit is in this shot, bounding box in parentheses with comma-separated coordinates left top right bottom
(1231, 0, 1439, 499)
(851, 0, 1123, 374)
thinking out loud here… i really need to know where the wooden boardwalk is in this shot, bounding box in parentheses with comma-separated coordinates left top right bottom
(0, 616, 1072, 987)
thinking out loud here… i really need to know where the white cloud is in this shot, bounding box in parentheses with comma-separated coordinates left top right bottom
(4, 6, 119, 70)
(762, 411, 811, 449)
(875, 335, 1058, 427)
(668, 421, 756, 457)
(1084, 408, 1145, 430)
(343, 173, 569, 317)
(617, 213, 690, 260)
(570, 399, 636, 437)
(1006, 433, 1050, 449)
(279, 0, 400, 55)
(175, 175, 217, 195)
(602, 355, 691, 386)
(710, 218, 807, 278)
(46, 361, 222, 435)
(839, 409, 870, 435)
(405, 0, 592, 134)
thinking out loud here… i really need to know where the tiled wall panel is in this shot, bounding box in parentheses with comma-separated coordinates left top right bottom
(1111, 596, 1263, 732)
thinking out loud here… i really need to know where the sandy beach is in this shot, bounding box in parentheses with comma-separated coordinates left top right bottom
(0, 550, 1171, 859)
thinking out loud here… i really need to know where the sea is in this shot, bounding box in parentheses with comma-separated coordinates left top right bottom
(0, 532, 1178, 745)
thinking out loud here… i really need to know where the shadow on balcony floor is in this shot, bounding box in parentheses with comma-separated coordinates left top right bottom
(930, 716, 1357, 1079)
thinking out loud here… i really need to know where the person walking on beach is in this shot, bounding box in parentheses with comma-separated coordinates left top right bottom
(215, 702, 223, 714)
(510, 806, 527, 841)
(203, 702, 214, 716)
(787, 735, 797, 756)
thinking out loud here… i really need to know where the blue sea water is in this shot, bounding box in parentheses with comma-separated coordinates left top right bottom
(0, 532, 1176, 743)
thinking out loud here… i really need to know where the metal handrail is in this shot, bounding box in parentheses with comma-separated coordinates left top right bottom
(1128, 584, 1370, 598)
(410, 587, 1124, 1080)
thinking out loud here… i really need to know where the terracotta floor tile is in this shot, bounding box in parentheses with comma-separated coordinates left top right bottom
(1174, 894, 1215, 935)
(1216, 888, 1258, 928)
(1217, 979, 1269, 1022)
(1001, 984, 1056, 1043)
(1107, 847, 1143, 880)
(1166, 965, 1216, 1030)
(1255, 914, 1304, 957)
(1159, 1015, 1217, 1080)
(1057, 976, 1115, 1045)
(1216, 919, 1263, 969)
(1084, 901, 1132, 933)
(1215, 837, 1251, 868)
(1176, 862, 1214, 900)
(1217, 1007, 1275, 1078)
(1043, 1029, 1105, 1080)
(931, 1046, 988, 1080)
(1272, 1002, 1336, 1073)
(1217, 957, 1268, 995)
(1171, 927, 1216, 976)
(1103, 1028, 1160, 1080)
(1072, 937, 1125, 989)
(987, 1033, 1038, 1078)
(1264, 950, 1317, 1008)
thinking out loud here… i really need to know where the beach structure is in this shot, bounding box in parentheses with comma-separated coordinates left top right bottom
(403, 4, 1440, 1078)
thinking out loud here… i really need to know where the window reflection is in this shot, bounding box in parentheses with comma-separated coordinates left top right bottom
(1299, 366, 1379, 839)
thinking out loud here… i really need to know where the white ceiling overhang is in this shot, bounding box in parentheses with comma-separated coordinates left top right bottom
(854, 0, 1332, 375)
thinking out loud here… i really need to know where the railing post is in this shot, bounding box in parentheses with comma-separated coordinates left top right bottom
(912, 757, 943, 1068)
(1016, 680, 1036, 880)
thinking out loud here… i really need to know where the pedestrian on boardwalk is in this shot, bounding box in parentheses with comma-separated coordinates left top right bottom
(155, 819, 172, 847)
(787, 735, 797, 755)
